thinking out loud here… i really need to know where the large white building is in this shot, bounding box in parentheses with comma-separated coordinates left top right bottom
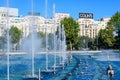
(0, 7, 18, 17)
(77, 13, 110, 38)
(0, 7, 69, 37)
(0, 7, 19, 36)
(0, 7, 110, 39)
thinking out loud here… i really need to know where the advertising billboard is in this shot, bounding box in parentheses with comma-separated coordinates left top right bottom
(79, 13, 93, 19)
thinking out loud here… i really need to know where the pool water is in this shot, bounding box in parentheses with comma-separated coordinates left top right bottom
(0, 51, 120, 80)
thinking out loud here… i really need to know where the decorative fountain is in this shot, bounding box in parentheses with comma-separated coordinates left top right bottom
(40, 0, 54, 74)
(6, 0, 10, 80)
(60, 24, 67, 70)
(1, 0, 120, 80)
(23, 0, 40, 79)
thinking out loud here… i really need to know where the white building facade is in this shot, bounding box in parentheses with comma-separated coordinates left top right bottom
(0, 7, 70, 38)
(77, 13, 110, 38)
(0, 7, 110, 39)
(0, 7, 18, 17)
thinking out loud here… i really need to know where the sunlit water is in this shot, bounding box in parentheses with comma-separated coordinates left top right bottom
(0, 51, 120, 80)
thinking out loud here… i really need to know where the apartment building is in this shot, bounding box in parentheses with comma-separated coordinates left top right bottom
(0, 7, 110, 39)
(77, 13, 110, 38)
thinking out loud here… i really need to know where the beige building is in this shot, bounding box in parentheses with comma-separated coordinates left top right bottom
(0, 10, 70, 37)
(0, 7, 110, 39)
(77, 13, 110, 38)
(0, 7, 18, 17)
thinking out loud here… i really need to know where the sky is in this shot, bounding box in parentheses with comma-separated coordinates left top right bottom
(0, 0, 119, 20)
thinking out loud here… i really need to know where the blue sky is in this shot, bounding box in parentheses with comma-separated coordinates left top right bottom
(0, 0, 119, 20)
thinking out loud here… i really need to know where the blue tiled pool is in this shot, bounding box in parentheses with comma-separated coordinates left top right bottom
(0, 51, 120, 80)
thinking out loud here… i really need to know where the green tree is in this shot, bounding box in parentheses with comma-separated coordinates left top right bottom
(73, 37, 83, 50)
(38, 31, 45, 38)
(9, 26, 22, 50)
(79, 36, 89, 49)
(61, 17, 80, 50)
(107, 12, 120, 31)
(0, 36, 6, 51)
(107, 11, 120, 50)
(88, 39, 96, 50)
(78, 36, 96, 50)
(98, 27, 115, 49)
